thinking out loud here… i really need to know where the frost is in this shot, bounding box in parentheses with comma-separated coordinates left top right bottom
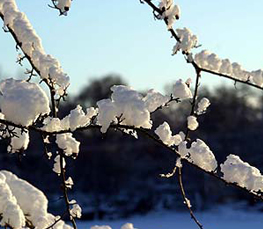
(97, 85, 152, 133)
(53, 155, 66, 175)
(187, 116, 198, 131)
(189, 139, 217, 172)
(173, 28, 198, 54)
(9, 128, 29, 153)
(0, 79, 50, 126)
(56, 133, 80, 157)
(197, 98, 210, 114)
(173, 79, 192, 99)
(155, 122, 183, 146)
(221, 155, 263, 192)
(144, 89, 170, 112)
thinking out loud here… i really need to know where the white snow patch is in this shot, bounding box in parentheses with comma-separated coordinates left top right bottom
(221, 154, 263, 192)
(0, 79, 50, 126)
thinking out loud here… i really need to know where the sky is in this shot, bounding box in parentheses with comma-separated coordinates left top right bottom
(1, 0, 263, 95)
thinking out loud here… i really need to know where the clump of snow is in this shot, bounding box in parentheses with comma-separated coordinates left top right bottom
(177, 139, 217, 172)
(0, 79, 50, 126)
(0, 170, 72, 228)
(9, 128, 29, 153)
(65, 177, 74, 189)
(155, 122, 182, 146)
(197, 98, 210, 114)
(144, 89, 170, 112)
(97, 85, 152, 133)
(187, 116, 198, 131)
(158, 0, 180, 29)
(70, 203, 82, 219)
(56, 133, 80, 157)
(0, 172, 25, 229)
(54, 0, 72, 15)
(0, 1, 70, 94)
(221, 154, 263, 192)
(172, 79, 192, 99)
(53, 155, 66, 175)
(194, 50, 263, 87)
(173, 28, 198, 54)
(189, 139, 217, 172)
(42, 105, 98, 132)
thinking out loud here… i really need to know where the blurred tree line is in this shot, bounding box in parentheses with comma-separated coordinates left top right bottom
(1, 74, 263, 219)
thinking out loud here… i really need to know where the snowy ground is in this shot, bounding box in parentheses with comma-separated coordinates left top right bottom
(77, 205, 263, 229)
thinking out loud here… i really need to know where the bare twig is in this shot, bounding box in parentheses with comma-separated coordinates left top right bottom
(178, 167, 203, 229)
(59, 153, 77, 229)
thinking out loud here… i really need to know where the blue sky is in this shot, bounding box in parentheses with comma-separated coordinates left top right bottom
(1, 1, 263, 95)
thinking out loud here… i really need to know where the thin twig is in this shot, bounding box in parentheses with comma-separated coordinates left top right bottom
(59, 153, 77, 229)
(178, 167, 203, 229)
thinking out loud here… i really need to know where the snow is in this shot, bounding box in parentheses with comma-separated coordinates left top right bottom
(70, 203, 82, 219)
(177, 139, 217, 172)
(91, 226, 112, 229)
(0, 172, 25, 229)
(53, 155, 66, 175)
(187, 116, 198, 131)
(9, 128, 29, 153)
(194, 50, 263, 87)
(197, 98, 210, 114)
(173, 28, 198, 54)
(65, 177, 74, 189)
(0, 79, 50, 126)
(0, 170, 72, 228)
(172, 79, 192, 99)
(144, 89, 170, 113)
(158, 0, 180, 29)
(97, 85, 152, 133)
(155, 122, 182, 146)
(188, 139, 217, 172)
(42, 105, 98, 132)
(121, 223, 138, 229)
(78, 205, 263, 229)
(0, 0, 70, 94)
(55, 0, 72, 15)
(56, 133, 80, 157)
(221, 154, 263, 192)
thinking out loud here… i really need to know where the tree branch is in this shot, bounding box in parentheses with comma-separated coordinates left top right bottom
(178, 167, 203, 229)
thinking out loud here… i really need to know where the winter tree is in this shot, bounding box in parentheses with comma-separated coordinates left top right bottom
(0, 0, 263, 228)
